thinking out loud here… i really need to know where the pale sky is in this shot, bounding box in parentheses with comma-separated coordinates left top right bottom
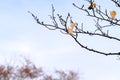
(0, 0, 120, 80)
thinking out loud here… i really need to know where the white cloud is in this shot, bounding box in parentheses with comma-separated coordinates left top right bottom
(9, 43, 31, 54)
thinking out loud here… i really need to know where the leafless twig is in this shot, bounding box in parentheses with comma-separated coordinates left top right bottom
(29, 0, 120, 56)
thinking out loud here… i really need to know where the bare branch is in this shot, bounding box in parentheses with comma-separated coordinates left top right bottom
(29, 1, 120, 56)
(111, 0, 120, 7)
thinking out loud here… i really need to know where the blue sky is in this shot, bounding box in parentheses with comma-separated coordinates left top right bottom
(0, 0, 120, 80)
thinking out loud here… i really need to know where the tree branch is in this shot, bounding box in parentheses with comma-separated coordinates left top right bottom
(29, 1, 120, 56)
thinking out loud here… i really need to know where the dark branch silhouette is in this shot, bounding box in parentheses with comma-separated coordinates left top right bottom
(111, 0, 120, 7)
(29, 0, 120, 56)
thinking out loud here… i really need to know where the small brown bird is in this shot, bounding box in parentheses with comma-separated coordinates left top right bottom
(88, 3, 96, 10)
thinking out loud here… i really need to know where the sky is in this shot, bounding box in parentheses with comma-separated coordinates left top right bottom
(0, 0, 120, 80)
